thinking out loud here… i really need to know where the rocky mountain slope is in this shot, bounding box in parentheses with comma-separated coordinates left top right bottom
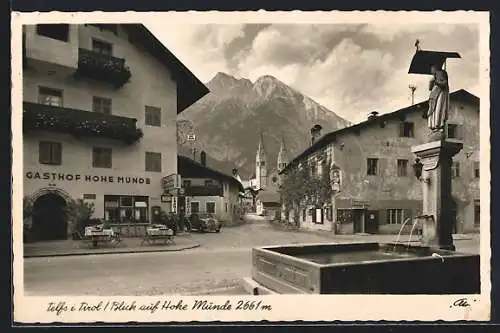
(177, 72, 351, 178)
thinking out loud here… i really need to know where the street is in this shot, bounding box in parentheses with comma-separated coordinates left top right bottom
(23, 217, 480, 296)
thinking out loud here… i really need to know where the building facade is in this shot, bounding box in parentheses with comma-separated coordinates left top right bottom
(280, 89, 480, 234)
(178, 155, 244, 224)
(22, 24, 208, 241)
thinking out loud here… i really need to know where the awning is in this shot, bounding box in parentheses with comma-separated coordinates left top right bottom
(408, 50, 461, 75)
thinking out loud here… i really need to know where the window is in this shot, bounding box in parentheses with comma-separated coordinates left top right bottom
(474, 161, 480, 178)
(367, 158, 378, 176)
(36, 24, 69, 42)
(225, 202, 228, 212)
(399, 122, 415, 137)
(145, 106, 161, 126)
(145, 152, 162, 172)
(446, 124, 463, 139)
(336, 209, 353, 224)
(397, 159, 408, 177)
(92, 97, 112, 114)
(92, 39, 113, 55)
(183, 180, 191, 188)
(206, 202, 216, 214)
(260, 161, 266, 167)
(92, 147, 112, 168)
(387, 208, 405, 224)
(452, 162, 460, 178)
(39, 141, 62, 165)
(474, 200, 480, 227)
(191, 201, 200, 214)
(205, 179, 214, 186)
(38, 87, 63, 107)
(104, 195, 149, 223)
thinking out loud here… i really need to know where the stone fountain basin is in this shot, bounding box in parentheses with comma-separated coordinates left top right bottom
(251, 242, 480, 294)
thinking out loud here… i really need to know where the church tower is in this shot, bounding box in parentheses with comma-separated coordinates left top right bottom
(277, 136, 288, 173)
(255, 132, 267, 189)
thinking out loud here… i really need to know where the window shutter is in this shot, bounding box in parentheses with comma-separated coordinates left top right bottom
(39, 142, 51, 164)
(378, 158, 386, 176)
(456, 124, 464, 140)
(52, 143, 62, 165)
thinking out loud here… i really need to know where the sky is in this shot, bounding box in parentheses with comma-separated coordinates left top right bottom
(147, 23, 480, 124)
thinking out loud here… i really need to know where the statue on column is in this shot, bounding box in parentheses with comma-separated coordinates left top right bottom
(427, 64, 450, 133)
(408, 41, 460, 139)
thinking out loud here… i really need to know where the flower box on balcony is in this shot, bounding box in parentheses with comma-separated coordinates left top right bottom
(75, 48, 132, 88)
(23, 102, 143, 145)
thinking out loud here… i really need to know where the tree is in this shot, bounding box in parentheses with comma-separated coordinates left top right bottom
(279, 150, 336, 227)
(66, 198, 96, 236)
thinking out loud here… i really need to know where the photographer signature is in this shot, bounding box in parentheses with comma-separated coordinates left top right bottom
(450, 298, 476, 308)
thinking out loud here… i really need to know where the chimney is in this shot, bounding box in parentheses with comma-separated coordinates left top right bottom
(232, 168, 238, 177)
(310, 124, 323, 145)
(200, 151, 207, 166)
(368, 111, 379, 120)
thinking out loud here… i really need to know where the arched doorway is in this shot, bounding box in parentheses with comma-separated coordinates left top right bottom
(32, 193, 68, 241)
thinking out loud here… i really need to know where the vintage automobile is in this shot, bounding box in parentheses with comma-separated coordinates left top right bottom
(189, 213, 222, 233)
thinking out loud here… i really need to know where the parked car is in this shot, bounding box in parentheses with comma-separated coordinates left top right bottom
(189, 213, 222, 233)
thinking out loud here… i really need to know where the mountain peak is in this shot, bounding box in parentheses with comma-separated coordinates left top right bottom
(207, 72, 252, 92)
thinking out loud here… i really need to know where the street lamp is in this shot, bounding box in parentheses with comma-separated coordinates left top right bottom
(412, 158, 430, 184)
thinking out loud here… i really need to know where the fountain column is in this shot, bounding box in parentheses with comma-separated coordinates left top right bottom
(411, 139, 463, 251)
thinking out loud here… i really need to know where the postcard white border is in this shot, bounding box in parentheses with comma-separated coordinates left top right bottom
(11, 10, 491, 323)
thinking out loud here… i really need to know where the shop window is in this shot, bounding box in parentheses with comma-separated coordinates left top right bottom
(92, 147, 112, 168)
(386, 209, 406, 224)
(92, 96, 112, 114)
(191, 202, 200, 214)
(36, 24, 69, 42)
(104, 195, 149, 223)
(206, 202, 216, 214)
(336, 209, 353, 224)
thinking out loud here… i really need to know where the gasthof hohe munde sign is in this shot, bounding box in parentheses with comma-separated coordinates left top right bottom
(25, 171, 152, 185)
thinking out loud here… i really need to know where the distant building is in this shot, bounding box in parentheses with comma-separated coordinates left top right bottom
(177, 155, 244, 223)
(256, 190, 281, 220)
(246, 134, 289, 191)
(22, 24, 208, 241)
(280, 89, 480, 234)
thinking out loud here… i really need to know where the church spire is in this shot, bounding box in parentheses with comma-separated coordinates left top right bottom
(277, 135, 288, 172)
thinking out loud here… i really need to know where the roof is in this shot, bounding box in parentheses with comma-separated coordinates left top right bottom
(122, 25, 210, 113)
(178, 155, 244, 192)
(280, 89, 478, 174)
(257, 190, 281, 204)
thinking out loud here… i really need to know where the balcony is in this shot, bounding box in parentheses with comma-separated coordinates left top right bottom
(23, 102, 143, 145)
(75, 48, 132, 88)
(185, 185, 224, 197)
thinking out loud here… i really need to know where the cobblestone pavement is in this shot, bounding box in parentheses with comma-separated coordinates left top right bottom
(23, 217, 480, 296)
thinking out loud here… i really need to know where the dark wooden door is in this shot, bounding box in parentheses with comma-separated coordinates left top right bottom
(366, 210, 379, 234)
(353, 209, 363, 233)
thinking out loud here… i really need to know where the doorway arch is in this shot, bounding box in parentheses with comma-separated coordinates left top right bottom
(31, 189, 70, 241)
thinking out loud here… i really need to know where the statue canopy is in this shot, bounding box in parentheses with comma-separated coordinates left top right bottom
(408, 50, 461, 75)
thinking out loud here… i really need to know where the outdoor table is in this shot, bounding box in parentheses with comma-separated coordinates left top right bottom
(141, 225, 174, 246)
(84, 227, 120, 248)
